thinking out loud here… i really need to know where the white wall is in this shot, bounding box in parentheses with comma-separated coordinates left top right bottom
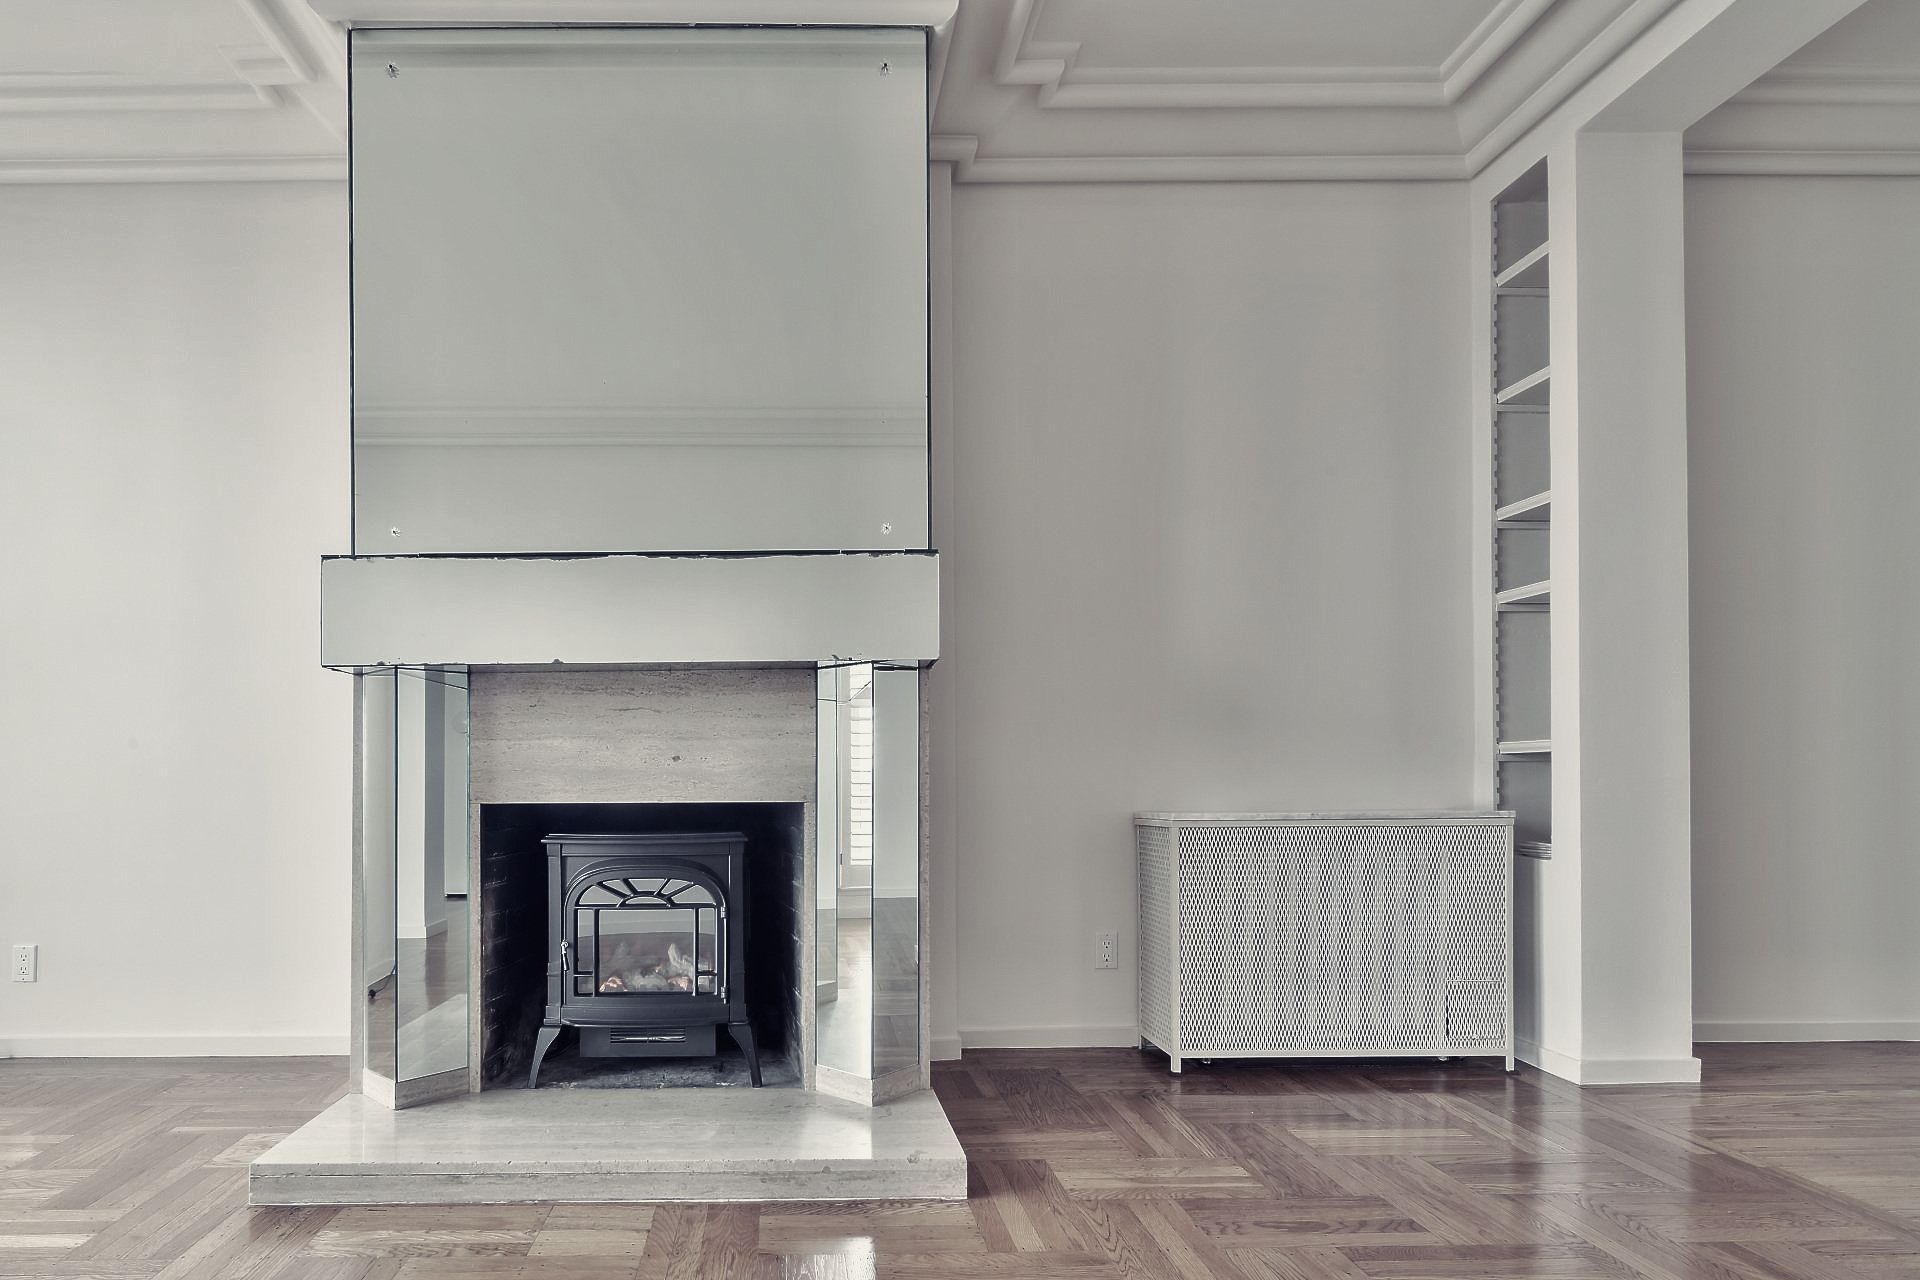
(1685, 175, 1920, 1042)
(0, 183, 352, 1056)
(0, 178, 1482, 1058)
(947, 182, 1479, 1047)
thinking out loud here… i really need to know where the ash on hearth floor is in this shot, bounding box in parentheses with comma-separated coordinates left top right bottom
(526, 1039, 801, 1090)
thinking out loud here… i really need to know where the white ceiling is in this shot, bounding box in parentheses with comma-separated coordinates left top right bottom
(0, 0, 1914, 182)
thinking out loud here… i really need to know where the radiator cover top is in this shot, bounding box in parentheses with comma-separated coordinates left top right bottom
(1135, 813, 1514, 1072)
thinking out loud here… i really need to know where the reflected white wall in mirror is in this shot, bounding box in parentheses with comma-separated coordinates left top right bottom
(350, 28, 930, 553)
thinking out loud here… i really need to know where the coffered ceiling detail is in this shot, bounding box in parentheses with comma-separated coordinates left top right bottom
(987, 0, 1556, 110)
(0, 0, 343, 181)
(0, 0, 1913, 182)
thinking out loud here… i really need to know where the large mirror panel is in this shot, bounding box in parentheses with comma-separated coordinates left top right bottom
(350, 27, 929, 554)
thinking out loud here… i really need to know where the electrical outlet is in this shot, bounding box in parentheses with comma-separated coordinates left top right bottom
(1095, 931, 1118, 970)
(11, 945, 36, 983)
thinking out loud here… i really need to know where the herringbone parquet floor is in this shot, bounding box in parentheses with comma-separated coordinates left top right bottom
(2, 1043, 1917, 1278)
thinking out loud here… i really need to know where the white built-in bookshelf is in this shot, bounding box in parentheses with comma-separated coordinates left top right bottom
(1492, 162, 1552, 859)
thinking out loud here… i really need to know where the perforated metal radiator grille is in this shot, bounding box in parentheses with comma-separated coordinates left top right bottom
(1137, 817, 1512, 1061)
(1136, 824, 1174, 1047)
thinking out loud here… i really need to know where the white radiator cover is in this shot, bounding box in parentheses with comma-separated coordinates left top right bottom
(1136, 812, 1514, 1071)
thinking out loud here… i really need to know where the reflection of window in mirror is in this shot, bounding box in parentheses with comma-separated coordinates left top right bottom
(348, 28, 931, 555)
(841, 666, 874, 891)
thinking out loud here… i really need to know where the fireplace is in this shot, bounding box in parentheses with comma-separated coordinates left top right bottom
(531, 832, 759, 1087)
(478, 795, 805, 1093)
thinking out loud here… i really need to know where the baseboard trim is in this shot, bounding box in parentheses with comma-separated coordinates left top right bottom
(959, 1024, 1139, 1050)
(0, 1033, 349, 1058)
(930, 1034, 963, 1061)
(1695, 1019, 1920, 1043)
(1516, 1038, 1702, 1085)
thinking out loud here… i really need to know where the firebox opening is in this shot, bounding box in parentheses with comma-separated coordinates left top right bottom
(479, 802, 804, 1090)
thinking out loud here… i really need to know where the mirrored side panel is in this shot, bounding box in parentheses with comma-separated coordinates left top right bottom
(394, 667, 471, 1095)
(350, 27, 930, 554)
(814, 668, 843, 1045)
(870, 666, 922, 1080)
(358, 670, 398, 1098)
(816, 663, 873, 1079)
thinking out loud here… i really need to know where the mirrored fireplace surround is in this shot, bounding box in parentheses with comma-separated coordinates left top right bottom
(353, 664, 927, 1110)
(331, 12, 942, 1135)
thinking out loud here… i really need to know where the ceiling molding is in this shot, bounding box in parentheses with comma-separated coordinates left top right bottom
(0, 76, 280, 115)
(928, 133, 977, 164)
(0, 0, 347, 182)
(0, 155, 347, 183)
(241, 0, 349, 141)
(1439, 0, 1561, 99)
(1684, 148, 1920, 175)
(310, 0, 956, 22)
(944, 0, 1697, 183)
(5, 0, 1905, 185)
(929, 135, 1466, 183)
(989, 0, 1562, 111)
(1684, 62, 1920, 178)
(1735, 66, 1920, 106)
(1461, 0, 1685, 174)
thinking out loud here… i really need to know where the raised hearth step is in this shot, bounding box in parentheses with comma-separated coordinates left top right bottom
(249, 1086, 965, 1205)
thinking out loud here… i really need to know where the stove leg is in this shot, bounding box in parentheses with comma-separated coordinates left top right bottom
(528, 1024, 561, 1089)
(729, 1021, 762, 1087)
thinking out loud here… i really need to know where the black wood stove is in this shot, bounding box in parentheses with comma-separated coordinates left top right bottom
(528, 832, 760, 1087)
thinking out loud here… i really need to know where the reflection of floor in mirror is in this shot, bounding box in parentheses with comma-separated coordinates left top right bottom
(816, 899, 920, 1075)
(816, 919, 870, 1070)
(365, 898, 468, 1081)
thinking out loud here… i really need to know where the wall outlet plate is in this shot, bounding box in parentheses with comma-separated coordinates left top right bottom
(1095, 931, 1118, 970)
(11, 944, 36, 983)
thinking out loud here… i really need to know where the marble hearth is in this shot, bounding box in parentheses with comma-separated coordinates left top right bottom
(252, 1087, 964, 1205)
(251, 664, 962, 1205)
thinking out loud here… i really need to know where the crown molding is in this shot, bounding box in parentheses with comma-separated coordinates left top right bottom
(0, 155, 347, 183)
(929, 135, 1465, 183)
(0, 77, 281, 114)
(1683, 147, 1920, 175)
(309, 0, 957, 28)
(5, 0, 1899, 185)
(0, 0, 346, 182)
(1461, 0, 1687, 174)
(940, 0, 1681, 184)
(989, 0, 1559, 111)
(1683, 60, 1920, 178)
(1735, 66, 1920, 106)
(1440, 0, 1562, 100)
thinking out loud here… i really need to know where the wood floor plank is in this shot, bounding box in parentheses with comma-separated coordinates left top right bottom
(1178, 1196, 1430, 1248)
(4, 1045, 1920, 1280)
